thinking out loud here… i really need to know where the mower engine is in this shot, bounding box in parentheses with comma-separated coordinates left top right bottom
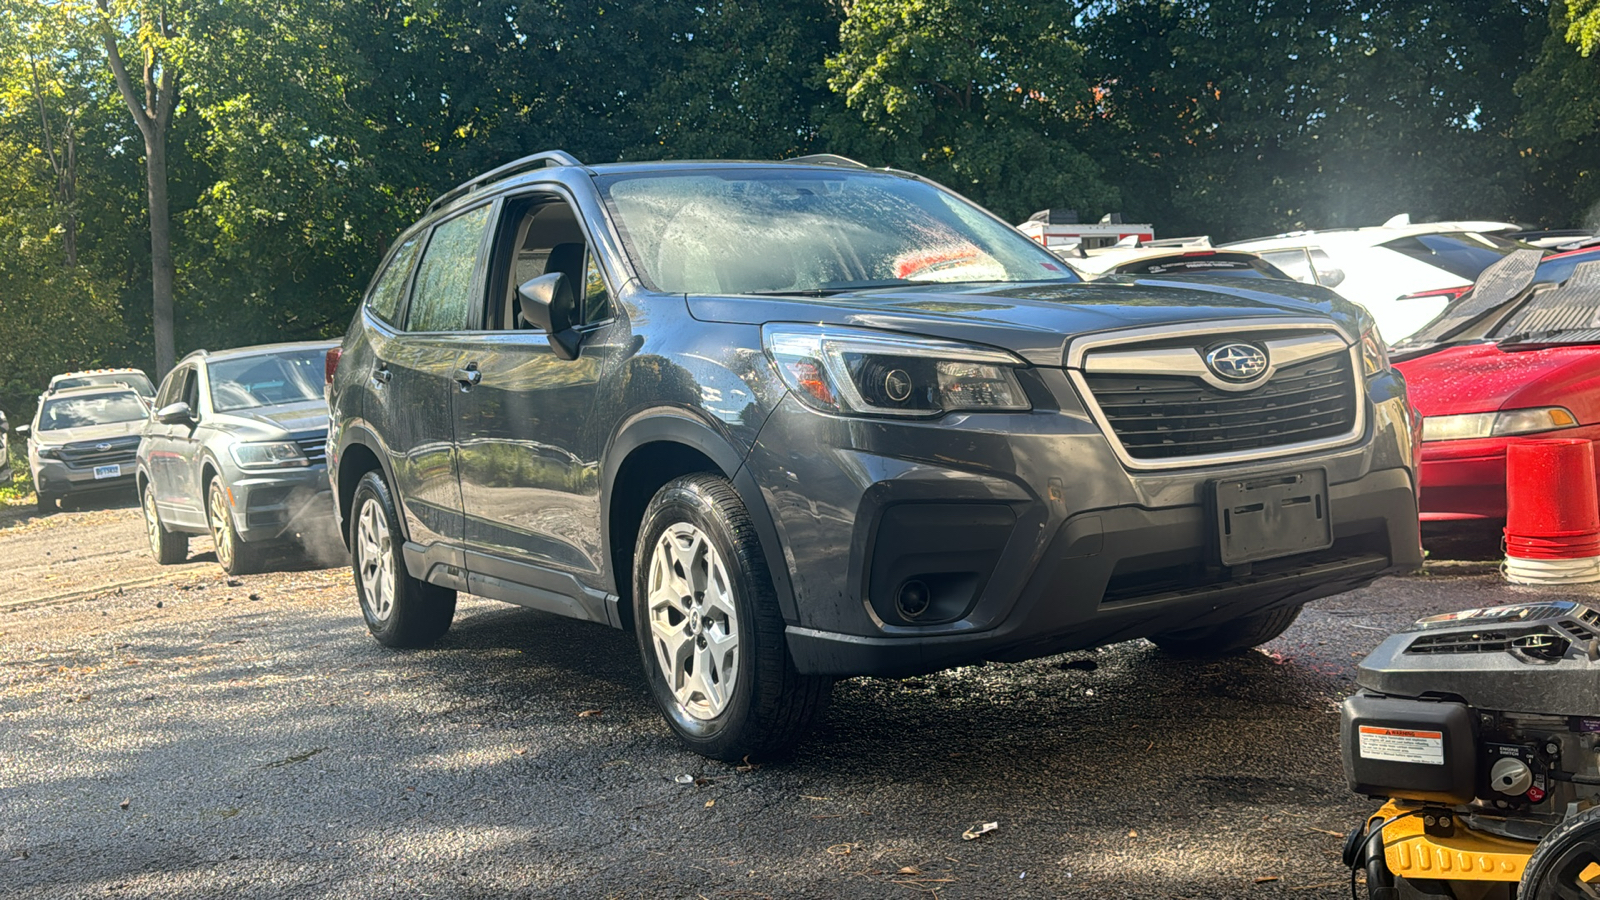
(1342, 601, 1600, 898)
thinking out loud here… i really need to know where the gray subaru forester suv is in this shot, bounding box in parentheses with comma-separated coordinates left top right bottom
(328, 153, 1422, 760)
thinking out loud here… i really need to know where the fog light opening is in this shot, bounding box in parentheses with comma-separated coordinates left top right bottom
(896, 580, 932, 619)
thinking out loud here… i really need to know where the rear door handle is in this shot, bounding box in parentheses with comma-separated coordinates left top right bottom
(454, 363, 481, 389)
(373, 364, 391, 385)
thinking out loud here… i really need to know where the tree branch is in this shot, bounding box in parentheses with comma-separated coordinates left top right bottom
(96, 1, 155, 140)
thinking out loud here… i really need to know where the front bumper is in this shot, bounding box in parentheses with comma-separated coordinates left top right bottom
(32, 457, 137, 498)
(226, 465, 334, 543)
(749, 369, 1421, 678)
(1418, 426, 1600, 521)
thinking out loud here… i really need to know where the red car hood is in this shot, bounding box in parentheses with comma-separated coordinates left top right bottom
(1397, 343, 1600, 416)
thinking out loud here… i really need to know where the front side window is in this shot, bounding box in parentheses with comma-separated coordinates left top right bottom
(582, 254, 612, 324)
(595, 168, 1078, 296)
(1258, 249, 1315, 284)
(39, 391, 147, 431)
(154, 368, 185, 409)
(407, 204, 492, 332)
(208, 349, 328, 412)
(368, 236, 422, 325)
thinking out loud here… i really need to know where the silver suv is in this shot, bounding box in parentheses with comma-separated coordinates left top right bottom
(23, 386, 148, 511)
(137, 341, 338, 574)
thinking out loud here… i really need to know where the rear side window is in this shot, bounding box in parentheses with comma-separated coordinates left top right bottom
(1381, 233, 1519, 281)
(407, 205, 492, 332)
(1258, 249, 1315, 283)
(367, 236, 421, 326)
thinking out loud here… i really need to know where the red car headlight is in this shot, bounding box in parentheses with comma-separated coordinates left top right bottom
(1421, 407, 1579, 441)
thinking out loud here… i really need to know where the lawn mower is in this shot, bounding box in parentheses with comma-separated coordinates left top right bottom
(1341, 600, 1600, 899)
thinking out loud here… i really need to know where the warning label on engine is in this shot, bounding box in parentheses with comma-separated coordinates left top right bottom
(1358, 726, 1445, 765)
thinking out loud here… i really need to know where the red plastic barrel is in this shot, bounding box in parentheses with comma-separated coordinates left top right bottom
(1505, 438, 1600, 560)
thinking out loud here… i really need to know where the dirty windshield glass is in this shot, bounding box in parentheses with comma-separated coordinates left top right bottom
(39, 392, 147, 430)
(595, 168, 1077, 295)
(53, 372, 156, 397)
(209, 349, 327, 412)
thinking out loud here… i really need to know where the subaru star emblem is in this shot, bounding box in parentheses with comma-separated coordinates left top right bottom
(95, 442, 113, 451)
(1205, 343, 1269, 381)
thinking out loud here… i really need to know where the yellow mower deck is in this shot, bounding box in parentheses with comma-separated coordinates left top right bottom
(1372, 801, 1533, 883)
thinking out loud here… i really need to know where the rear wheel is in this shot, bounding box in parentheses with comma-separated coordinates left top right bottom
(208, 478, 263, 576)
(142, 482, 188, 564)
(350, 470, 455, 647)
(1151, 604, 1304, 657)
(1520, 804, 1600, 900)
(633, 474, 831, 761)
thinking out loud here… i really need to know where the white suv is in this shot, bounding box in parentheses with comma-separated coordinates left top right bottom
(1223, 218, 1524, 342)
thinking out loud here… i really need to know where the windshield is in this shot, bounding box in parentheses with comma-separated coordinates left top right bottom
(595, 168, 1078, 295)
(208, 349, 327, 412)
(53, 372, 155, 397)
(39, 392, 147, 431)
(1381, 233, 1521, 281)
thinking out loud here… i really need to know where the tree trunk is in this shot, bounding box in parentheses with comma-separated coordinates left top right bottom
(145, 129, 174, 378)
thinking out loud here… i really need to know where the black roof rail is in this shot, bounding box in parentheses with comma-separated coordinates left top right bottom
(427, 150, 582, 214)
(786, 153, 870, 168)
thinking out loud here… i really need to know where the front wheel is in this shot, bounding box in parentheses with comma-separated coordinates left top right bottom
(143, 482, 188, 564)
(1520, 804, 1600, 900)
(349, 470, 455, 647)
(1151, 604, 1304, 657)
(633, 474, 831, 762)
(35, 491, 56, 513)
(208, 478, 263, 576)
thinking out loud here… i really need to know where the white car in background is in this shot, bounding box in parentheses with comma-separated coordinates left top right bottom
(1222, 216, 1525, 342)
(1062, 236, 1294, 281)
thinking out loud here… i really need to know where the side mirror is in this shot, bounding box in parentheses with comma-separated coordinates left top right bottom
(16, 424, 28, 435)
(516, 272, 582, 361)
(156, 401, 194, 425)
(1315, 266, 1346, 289)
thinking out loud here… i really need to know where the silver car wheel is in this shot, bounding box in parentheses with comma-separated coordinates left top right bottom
(647, 522, 740, 721)
(143, 487, 162, 555)
(356, 497, 396, 622)
(208, 483, 235, 571)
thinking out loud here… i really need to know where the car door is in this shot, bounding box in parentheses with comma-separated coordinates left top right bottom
(454, 191, 622, 606)
(149, 365, 207, 528)
(368, 202, 494, 555)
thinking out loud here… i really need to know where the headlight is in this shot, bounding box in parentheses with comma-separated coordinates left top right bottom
(1421, 407, 1578, 441)
(230, 441, 310, 468)
(763, 325, 1031, 417)
(37, 446, 61, 460)
(1358, 313, 1390, 376)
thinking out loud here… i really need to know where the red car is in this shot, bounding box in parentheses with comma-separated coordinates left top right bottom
(1395, 246, 1600, 527)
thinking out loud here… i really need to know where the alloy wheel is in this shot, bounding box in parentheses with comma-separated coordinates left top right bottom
(646, 522, 740, 720)
(209, 483, 235, 571)
(143, 488, 163, 556)
(356, 497, 396, 622)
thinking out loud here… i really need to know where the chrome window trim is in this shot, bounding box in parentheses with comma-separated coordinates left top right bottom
(1064, 319, 1366, 472)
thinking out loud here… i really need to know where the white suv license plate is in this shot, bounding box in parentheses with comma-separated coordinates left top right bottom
(93, 464, 121, 480)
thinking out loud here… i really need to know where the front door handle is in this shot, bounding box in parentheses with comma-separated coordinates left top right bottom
(373, 364, 392, 385)
(454, 363, 481, 389)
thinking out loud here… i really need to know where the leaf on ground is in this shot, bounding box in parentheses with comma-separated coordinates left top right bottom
(118, 798, 130, 810)
(962, 822, 999, 841)
(1254, 876, 1280, 884)
(577, 709, 602, 717)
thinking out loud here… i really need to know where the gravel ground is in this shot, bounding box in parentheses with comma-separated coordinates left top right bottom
(2, 498, 1588, 898)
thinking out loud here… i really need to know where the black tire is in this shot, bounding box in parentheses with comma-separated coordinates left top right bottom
(1519, 804, 1600, 900)
(348, 470, 455, 648)
(207, 477, 263, 576)
(35, 491, 55, 513)
(1151, 603, 1304, 657)
(632, 474, 831, 762)
(142, 481, 188, 565)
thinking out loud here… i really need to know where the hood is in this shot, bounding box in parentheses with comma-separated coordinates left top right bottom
(687, 278, 1359, 366)
(1396, 343, 1600, 416)
(34, 419, 144, 446)
(211, 399, 329, 441)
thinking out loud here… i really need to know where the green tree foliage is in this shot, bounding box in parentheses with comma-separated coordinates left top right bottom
(0, 0, 1598, 410)
(1081, 0, 1544, 238)
(825, 0, 1118, 221)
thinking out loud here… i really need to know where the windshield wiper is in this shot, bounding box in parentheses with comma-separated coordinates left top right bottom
(749, 279, 917, 297)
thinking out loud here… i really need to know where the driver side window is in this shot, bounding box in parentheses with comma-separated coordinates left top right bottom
(488, 196, 612, 331)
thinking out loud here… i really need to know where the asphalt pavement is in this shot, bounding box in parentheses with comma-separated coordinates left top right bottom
(2, 501, 1590, 898)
